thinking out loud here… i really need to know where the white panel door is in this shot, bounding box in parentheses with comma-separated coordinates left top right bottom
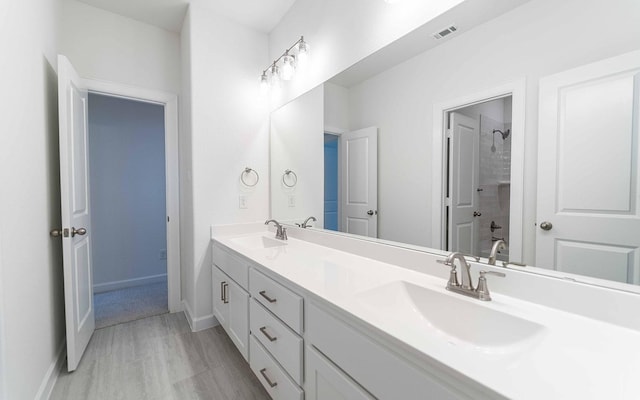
(537, 50, 640, 284)
(226, 279, 249, 361)
(58, 55, 95, 371)
(212, 265, 229, 328)
(449, 112, 480, 255)
(340, 127, 378, 237)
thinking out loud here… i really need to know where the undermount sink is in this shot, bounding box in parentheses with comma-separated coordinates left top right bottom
(230, 235, 287, 250)
(357, 281, 545, 351)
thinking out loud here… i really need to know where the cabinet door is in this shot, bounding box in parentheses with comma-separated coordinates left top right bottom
(212, 266, 229, 328)
(227, 279, 250, 360)
(306, 346, 374, 400)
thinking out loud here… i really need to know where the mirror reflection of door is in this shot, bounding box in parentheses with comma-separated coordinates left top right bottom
(446, 97, 513, 262)
(536, 53, 640, 284)
(323, 128, 378, 237)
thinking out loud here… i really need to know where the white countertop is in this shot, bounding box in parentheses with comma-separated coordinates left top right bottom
(213, 229, 640, 400)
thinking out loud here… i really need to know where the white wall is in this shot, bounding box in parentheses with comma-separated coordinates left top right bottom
(183, 4, 270, 322)
(60, 0, 181, 94)
(88, 93, 167, 291)
(346, 0, 640, 263)
(271, 85, 325, 226)
(0, 0, 66, 398)
(268, 0, 464, 108)
(323, 82, 349, 134)
(179, 9, 195, 318)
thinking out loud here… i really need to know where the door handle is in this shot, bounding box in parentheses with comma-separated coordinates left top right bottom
(366, 210, 377, 216)
(259, 290, 277, 303)
(223, 282, 229, 304)
(259, 368, 278, 388)
(473, 211, 482, 217)
(50, 229, 63, 238)
(539, 221, 553, 231)
(71, 227, 87, 237)
(259, 326, 277, 342)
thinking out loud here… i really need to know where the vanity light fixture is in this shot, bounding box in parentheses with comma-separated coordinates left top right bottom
(260, 36, 309, 91)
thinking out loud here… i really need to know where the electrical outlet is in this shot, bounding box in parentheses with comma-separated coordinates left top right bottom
(239, 195, 248, 209)
(160, 249, 167, 260)
(288, 195, 296, 207)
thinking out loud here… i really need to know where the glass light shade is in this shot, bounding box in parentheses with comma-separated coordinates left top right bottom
(281, 54, 295, 81)
(297, 39, 309, 66)
(259, 73, 269, 94)
(270, 65, 281, 88)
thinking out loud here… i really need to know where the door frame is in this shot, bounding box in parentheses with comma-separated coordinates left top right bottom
(431, 79, 526, 262)
(83, 78, 181, 313)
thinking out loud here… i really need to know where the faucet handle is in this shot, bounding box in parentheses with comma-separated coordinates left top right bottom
(437, 259, 460, 288)
(476, 270, 506, 301)
(281, 227, 287, 240)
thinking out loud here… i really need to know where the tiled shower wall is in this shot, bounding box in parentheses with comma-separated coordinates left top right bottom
(478, 114, 512, 260)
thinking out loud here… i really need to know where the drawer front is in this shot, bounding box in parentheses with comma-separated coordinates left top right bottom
(250, 269, 303, 334)
(307, 303, 464, 400)
(213, 243, 249, 289)
(249, 335, 304, 400)
(250, 299, 303, 384)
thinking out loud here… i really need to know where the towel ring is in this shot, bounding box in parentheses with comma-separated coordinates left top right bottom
(282, 169, 298, 188)
(240, 167, 259, 187)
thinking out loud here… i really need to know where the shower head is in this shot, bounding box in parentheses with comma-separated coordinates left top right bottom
(493, 129, 510, 140)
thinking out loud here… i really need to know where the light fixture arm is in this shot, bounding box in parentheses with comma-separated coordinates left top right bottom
(261, 36, 306, 76)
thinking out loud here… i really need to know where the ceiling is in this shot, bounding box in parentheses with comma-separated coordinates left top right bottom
(76, 0, 298, 33)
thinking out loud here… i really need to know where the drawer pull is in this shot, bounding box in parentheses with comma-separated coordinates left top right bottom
(259, 326, 277, 342)
(259, 368, 278, 388)
(259, 290, 277, 303)
(223, 282, 229, 304)
(220, 281, 226, 301)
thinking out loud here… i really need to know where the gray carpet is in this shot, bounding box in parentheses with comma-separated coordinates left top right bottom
(94, 282, 168, 329)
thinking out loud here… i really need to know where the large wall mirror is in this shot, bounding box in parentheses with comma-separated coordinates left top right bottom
(270, 0, 640, 292)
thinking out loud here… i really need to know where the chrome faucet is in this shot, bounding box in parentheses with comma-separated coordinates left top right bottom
(437, 252, 505, 301)
(488, 239, 507, 265)
(264, 219, 287, 240)
(300, 216, 316, 228)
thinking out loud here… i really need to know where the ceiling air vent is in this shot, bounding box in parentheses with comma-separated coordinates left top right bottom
(433, 25, 458, 40)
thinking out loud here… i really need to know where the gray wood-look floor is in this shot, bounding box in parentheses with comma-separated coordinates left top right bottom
(51, 312, 270, 400)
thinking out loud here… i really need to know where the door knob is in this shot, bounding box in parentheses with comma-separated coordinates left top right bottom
(71, 227, 87, 237)
(366, 210, 377, 216)
(539, 221, 553, 231)
(473, 211, 482, 217)
(50, 229, 63, 237)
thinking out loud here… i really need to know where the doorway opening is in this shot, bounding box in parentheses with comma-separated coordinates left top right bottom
(445, 96, 513, 261)
(88, 93, 168, 329)
(324, 133, 340, 231)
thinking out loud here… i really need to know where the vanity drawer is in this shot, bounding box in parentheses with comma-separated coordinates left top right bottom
(250, 269, 303, 334)
(213, 243, 249, 289)
(250, 299, 303, 385)
(250, 335, 304, 400)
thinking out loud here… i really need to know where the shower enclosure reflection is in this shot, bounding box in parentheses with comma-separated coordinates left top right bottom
(446, 97, 512, 262)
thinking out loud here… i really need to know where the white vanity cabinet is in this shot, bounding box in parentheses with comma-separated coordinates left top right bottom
(305, 345, 374, 400)
(212, 244, 250, 360)
(307, 303, 471, 400)
(212, 238, 489, 400)
(249, 268, 305, 398)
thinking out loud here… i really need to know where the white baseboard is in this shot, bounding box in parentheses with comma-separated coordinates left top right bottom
(36, 340, 66, 400)
(182, 300, 218, 332)
(93, 273, 167, 293)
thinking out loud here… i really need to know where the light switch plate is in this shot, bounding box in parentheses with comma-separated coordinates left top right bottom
(239, 195, 248, 209)
(288, 195, 296, 207)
